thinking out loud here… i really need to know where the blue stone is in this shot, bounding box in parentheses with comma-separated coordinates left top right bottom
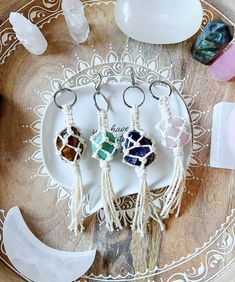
(129, 146, 150, 157)
(139, 136, 152, 146)
(128, 130, 141, 141)
(124, 156, 141, 167)
(124, 138, 134, 149)
(191, 20, 234, 65)
(145, 152, 156, 167)
(122, 130, 156, 168)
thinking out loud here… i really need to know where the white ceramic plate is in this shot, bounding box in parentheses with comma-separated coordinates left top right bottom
(41, 82, 192, 214)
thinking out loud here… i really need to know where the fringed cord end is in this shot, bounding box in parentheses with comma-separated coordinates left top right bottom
(131, 168, 150, 237)
(68, 161, 85, 236)
(160, 146, 186, 219)
(149, 200, 165, 232)
(100, 160, 123, 231)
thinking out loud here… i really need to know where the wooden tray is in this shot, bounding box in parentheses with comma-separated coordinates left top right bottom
(0, 0, 235, 281)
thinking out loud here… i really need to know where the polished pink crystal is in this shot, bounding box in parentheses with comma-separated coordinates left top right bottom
(209, 44, 235, 82)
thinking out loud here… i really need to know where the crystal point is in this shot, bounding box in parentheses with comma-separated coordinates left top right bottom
(62, 0, 90, 44)
(9, 12, 47, 55)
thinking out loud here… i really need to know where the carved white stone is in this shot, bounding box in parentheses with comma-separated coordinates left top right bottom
(3, 207, 96, 282)
(62, 0, 90, 44)
(9, 12, 48, 55)
(114, 0, 203, 44)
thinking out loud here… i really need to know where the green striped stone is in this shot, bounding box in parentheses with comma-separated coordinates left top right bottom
(91, 131, 118, 161)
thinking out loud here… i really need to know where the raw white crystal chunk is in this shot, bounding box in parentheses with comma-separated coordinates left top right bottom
(9, 12, 48, 55)
(62, 0, 90, 44)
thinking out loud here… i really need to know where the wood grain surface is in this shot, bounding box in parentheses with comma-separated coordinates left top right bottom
(0, 0, 234, 281)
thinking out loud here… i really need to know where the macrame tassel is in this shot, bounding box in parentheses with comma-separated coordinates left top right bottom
(149, 201, 165, 232)
(59, 104, 86, 235)
(131, 107, 149, 236)
(131, 168, 150, 237)
(68, 161, 84, 235)
(122, 106, 162, 236)
(157, 96, 191, 219)
(160, 146, 186, 219)
(100, 160, 123, 231)
(90, 110, 122, 231)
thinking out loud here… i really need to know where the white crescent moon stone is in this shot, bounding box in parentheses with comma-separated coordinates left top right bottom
(114, 0, 203, 44)
(3, 207, 96, 282)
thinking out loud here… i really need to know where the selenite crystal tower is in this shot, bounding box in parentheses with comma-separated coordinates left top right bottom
(62, 0, 90, 44)
(9, 12, 48, 55)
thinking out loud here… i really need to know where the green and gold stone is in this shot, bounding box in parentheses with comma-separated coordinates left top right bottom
(191, 20, 234, 65)
(91, 130, 118, 161)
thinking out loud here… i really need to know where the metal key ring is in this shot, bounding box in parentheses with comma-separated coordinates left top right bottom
(93, 91, 109, 112)
(123, 85, 145, 108)
(149, 80, 172, 100)
(92, 73, 102, 92)
(53, 87, 77, 109)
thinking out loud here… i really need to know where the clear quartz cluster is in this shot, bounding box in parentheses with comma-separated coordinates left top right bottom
(62, 0, 90, 44)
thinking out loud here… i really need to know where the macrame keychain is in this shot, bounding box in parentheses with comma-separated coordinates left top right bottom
(122, 69, 164, 237)
(54, 86, 86, 235)
(90, 74, 123, 231)
(149, 81, 191, 219)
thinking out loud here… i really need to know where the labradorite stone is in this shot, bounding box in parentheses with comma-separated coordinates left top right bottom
(191, 20, 234, 65)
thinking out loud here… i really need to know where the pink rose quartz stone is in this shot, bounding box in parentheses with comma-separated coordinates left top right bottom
(158, 116, 191, 148)
(209, 44, 235, 82)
